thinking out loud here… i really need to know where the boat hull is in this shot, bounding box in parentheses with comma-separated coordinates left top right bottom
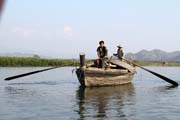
(76, 67, 135, 87)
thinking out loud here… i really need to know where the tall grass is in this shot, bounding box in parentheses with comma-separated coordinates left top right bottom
(0, 57, 79, 67)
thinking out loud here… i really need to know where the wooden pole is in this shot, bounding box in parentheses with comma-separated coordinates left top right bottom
(80, 53, 85, 67)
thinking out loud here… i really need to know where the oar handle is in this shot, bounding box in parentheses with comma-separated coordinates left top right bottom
(123, 58, 138, 67)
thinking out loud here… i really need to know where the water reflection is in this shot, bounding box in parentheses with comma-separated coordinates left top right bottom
(4, 86, 37, 97)
(76, 84, 135, 120)
(8, 81, 58, 85)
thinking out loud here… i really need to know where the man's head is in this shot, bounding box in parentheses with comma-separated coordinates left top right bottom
(99, 40, 104, 47)
(117, 45, 122, 49)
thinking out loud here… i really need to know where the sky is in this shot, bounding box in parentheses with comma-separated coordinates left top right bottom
(0, 0, 180, 58)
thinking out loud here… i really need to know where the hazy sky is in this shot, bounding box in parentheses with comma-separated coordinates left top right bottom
(0, 0, 180, 58)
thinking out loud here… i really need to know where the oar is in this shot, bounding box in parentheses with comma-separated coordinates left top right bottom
(123, 58, 179, 86)
(4, 67, 59, 81)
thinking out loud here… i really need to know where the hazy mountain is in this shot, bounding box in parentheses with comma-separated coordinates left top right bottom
(0, 52, 45, 59)
(0, 52, 36, 57)
(125, 49, 180, 61)
(0, 52, 56, 59)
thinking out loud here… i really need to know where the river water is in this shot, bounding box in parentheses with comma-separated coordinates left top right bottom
(0, 67, 180, 120)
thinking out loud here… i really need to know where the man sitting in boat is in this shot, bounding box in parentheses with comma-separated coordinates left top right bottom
(96, 40, 108, 68)
(113, 45, 124, 61)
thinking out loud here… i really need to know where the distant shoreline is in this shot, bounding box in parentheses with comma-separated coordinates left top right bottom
(0, 57, 180, 67)
(133, 60, 180, 67)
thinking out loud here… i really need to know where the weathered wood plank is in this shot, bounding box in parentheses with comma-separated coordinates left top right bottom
(110, 60, 135, 73)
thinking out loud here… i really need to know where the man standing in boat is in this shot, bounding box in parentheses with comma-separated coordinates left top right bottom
(97, 40, 108, 68)
(114, 45, 124, 61)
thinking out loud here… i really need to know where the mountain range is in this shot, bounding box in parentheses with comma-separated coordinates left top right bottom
(125, 49, 180, 61)
(0, 52, 36, 57)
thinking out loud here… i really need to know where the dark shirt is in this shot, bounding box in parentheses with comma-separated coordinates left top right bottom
(97, 46, 108, 58)
(117, 48, 124, 60)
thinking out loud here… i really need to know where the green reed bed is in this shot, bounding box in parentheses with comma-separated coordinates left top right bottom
(1, 57, 180, 67)
(0, 57, 79, 67)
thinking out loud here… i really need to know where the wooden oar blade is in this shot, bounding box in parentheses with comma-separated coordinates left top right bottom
(4, 67, 58, 81)
(5, 70, 43, 81)
(123, 58, 178, 86)
(140, 66, 179, 86)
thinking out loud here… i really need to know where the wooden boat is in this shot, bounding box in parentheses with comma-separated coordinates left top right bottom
(76, 54, 136, 87)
